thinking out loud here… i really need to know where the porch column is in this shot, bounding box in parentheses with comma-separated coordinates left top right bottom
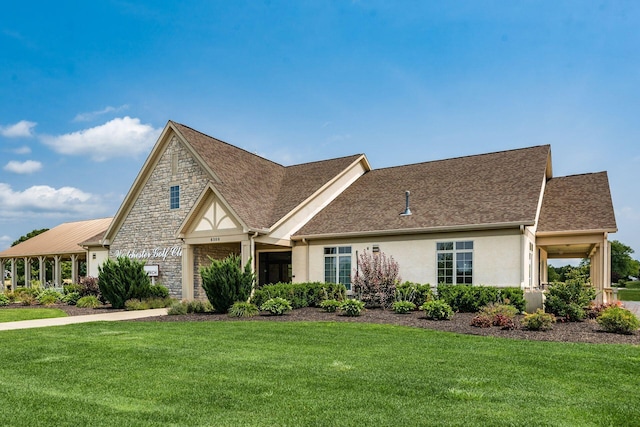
(181, 243, 194, 300)
(24, 257, 31, 287)
(54, 255, 62, 287)
(71, 254, 79, 284)
(38, 256, 46, 285)
(0, 259, 5, 290)
(241, 237, 253, 273)
(11, 258, 17, 290)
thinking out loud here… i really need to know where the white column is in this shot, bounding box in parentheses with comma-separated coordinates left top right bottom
(181, 243, 194, 300)
(38, 256, 46, 285)
(24, 257, 31, 287)
(0, 259, 5, 290)
(11, 258, 17, 290)
(54, 255, 62, 287)
(71, 254, 79, 284)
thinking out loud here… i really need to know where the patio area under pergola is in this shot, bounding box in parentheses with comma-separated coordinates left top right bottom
(0, 218, 112, 290)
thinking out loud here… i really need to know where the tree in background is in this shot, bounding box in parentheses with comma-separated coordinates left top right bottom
(9, 229, 49, 285)
(610, 240, 639, 283)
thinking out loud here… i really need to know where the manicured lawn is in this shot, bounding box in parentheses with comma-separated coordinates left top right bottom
(0, 307, 68, 323)
(619, 288, 640, 301)
(0, 321, 638, 426)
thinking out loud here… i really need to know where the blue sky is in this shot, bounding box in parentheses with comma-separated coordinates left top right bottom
(1, 1, 639, 260)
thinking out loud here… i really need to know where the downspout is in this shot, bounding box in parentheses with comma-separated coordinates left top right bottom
(302, 238, 309, 282)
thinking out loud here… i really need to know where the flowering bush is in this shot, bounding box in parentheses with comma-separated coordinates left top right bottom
(586, 301, 623, 319)
(352, 250, 400, 309)
(596, 306, 639, 334)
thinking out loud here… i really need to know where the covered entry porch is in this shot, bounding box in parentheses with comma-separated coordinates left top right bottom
(537, 232, 612, 303)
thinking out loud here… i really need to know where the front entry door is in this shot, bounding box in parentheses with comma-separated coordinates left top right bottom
(259, 252, 292, 285)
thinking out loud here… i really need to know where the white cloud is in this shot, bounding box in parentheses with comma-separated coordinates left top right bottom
(0, 120, 37, 138)
(0, 183, 103, 218)
(3, 160, 42, 174)
(13, 146, 32, 154)
(0, 235, 11, 252)
(73, 104, 129, 122)
(41, 116, 161, 161)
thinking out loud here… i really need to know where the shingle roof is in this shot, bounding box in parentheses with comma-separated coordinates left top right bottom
(537, 172, 617, 233)
(172, 122, 363, 229)
(294, 145, 551, 237)
(0, 218, 113, 258)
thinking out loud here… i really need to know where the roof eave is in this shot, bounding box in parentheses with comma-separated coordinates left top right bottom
(536, 228, 618, 237)
(292, 220, 534, 241)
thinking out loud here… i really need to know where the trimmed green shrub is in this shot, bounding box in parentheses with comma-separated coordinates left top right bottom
(392, 300, 416, 314)
(340, 299, 365, 317)
(596, 306, 639, 334)
(260, 297, 292, 316)
(98, 257, 151, 309)
(200, 254, 254, 314)
(76, 295, 101, 309)
(435, 285, 524, 313)
(625, 281, 640, 289)
(168, 301, 188, 315)
(320, 299, 342, 313)
(395, 282, 434, 307)
(251, 282, 346, 309)
(522, 309, 555, 331)
(544, 279, 596, 321)
(352, 250, 400, 309)
(420, 300, 454, 320)
(37, 289, 62, 305)
(228, 301, 259, 318)
(149, 284, 170, 299)
(0, 293, 9, 306)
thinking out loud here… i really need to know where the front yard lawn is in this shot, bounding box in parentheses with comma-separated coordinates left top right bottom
(0, 307, 68, 323)
(618, 288, 640, 301)
(0, 321, 638, 426)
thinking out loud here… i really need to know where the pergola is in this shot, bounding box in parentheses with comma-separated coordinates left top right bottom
(0, 218, 112, 290)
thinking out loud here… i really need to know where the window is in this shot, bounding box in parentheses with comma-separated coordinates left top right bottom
(170, 185, 180, 209)
(324, 246, 352, 290)
(437, 241, 473, 284)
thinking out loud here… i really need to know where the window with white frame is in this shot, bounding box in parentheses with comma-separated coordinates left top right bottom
(324, 246, 352, 290)
(437, 241, 473, 284)
(170, 185, 180, 209)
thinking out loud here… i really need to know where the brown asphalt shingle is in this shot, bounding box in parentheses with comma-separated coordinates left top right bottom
(294, 145, 551, 236)
(172, 122, 363, 229)
(537, 172, 617, 233)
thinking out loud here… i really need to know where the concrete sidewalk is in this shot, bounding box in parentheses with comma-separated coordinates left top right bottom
(623, 301, 640, 318)
(0, 308, 168, 331)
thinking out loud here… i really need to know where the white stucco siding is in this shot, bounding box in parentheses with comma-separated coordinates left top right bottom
(294, 229, 524, 287)
(87, 248, 109, 278)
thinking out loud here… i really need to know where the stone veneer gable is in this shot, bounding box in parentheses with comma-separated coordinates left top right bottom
(110, 135, 211, 297)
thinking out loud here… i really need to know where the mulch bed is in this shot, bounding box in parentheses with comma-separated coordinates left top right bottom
(5, 304, 639, 345)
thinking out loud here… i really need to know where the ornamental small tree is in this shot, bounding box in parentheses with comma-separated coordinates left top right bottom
(352, 250, 400, 309)
(200, 254, 254, 313)
(98, 257, 151, 309)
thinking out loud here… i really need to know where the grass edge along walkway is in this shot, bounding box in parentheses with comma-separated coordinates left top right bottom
(0, 320, 638, 426)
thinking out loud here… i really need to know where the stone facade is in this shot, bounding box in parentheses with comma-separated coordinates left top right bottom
(110, 136, 211, 298)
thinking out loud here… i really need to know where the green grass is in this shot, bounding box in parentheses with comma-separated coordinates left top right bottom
(619, 288, 640, 301)
(0, 308, 68, 323)
(0, 321, 639, 426)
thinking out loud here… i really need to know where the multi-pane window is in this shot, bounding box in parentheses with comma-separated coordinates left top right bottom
(437, 241, 473, 284)
(324, 246, 352, 290)
(170, 185, 180, 209)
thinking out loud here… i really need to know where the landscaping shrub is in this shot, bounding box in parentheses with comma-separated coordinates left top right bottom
(625, 281, 640, 289)
(37, 289, 62, 305)
(471, 303, 517, 329)
(62, 292, 81, 305)
(470, 314, 493, 328)
(14, 287, 38, 298)
(340, 299, 365, 317)
(78, 276, 101, 297)
(76, 295, 101, 309)
(544, 279, 596, 322)
(20, 294, 36, 306)
(0, 293, 9, 306)
(394, 282, 434, 307)
(586, 301, 623, 319)
(149, 284, 170, 299)
(352, 250, 400, 309)
(251, 282, 346, 309)
(185, 299, 214, 313)
(260, 297, 292, 315)
(125, 299, 146, 311)
(437, 284, 520, 312)
(392, 300, 416, 314)
(200, 254, 254, 314)
(420, 300, 454, 320)
(228, 301, 259, 318)
(168, 301, 188, 315)
(98, 257, 151, 309)
(522, 309, 555, 331)
(63, 283, 82, 294)
(125, 297, 173, 310)
(596, 306, 640, 334)
(320, 299, 342, 313)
